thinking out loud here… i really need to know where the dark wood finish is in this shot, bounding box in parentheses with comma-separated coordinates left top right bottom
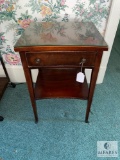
(15, 45, 108, 52)
(0, 77, 9, 100)
(0, 57, 10, 82)
(26, 51, 96, 67)
(19, 50, 107, 123)
(14, 22, 108, 123)
(85, 51, 103, 123)
(20, 52, 38, 123)
(35, 68, 88, 99)
(0, 57, 9, 100)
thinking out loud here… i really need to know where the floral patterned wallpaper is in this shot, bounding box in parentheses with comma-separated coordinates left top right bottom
(0, 0, 111, 65)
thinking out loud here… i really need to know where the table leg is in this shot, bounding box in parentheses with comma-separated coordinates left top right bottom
(20, 52, 38, 123)
(85, 52, 103, 123)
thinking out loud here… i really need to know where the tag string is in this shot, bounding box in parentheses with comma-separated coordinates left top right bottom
(81, 62, 83, 72)
(80, 58, 86, 72)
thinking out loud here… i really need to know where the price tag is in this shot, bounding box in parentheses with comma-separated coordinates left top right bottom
(76, 72, 85, 83)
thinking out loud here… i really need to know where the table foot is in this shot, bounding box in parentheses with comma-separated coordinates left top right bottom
(0, 116, 4, 121)
(8, 82, 16, 88)
(85, 119, 89, 123)
(35, 117, 38, 124)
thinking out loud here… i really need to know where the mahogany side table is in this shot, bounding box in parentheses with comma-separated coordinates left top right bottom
(0, 56, 16, 100)
(0, 56, 9, 100)
(14, 21, 108, 123)
(0, 55, 16, 121)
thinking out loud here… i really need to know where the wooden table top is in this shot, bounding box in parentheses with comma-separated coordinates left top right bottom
(14, 21, 108, 51)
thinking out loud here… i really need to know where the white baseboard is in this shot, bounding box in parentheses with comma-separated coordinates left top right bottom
(0, 65, 38, 83)
(0, 65, 107, 84)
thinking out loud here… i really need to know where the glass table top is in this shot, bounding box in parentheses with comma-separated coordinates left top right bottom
(14, 21, 107, 48)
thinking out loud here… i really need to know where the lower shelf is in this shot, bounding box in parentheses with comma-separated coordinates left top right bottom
(0, 77, 9, 100)
(35, 68, 89, 100)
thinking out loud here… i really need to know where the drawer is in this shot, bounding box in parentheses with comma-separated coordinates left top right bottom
(26, 51, 96, 67)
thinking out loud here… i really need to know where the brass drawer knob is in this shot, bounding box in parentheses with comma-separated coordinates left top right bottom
(79, 58, 86, 65)
(81, 58, 86, 63)
(35, 58, 40, 64)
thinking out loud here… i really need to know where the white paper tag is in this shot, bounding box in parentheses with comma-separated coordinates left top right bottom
(76, 72, 85, 83)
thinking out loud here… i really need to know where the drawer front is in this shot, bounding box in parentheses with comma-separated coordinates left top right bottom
(26, 51, 96, 67)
